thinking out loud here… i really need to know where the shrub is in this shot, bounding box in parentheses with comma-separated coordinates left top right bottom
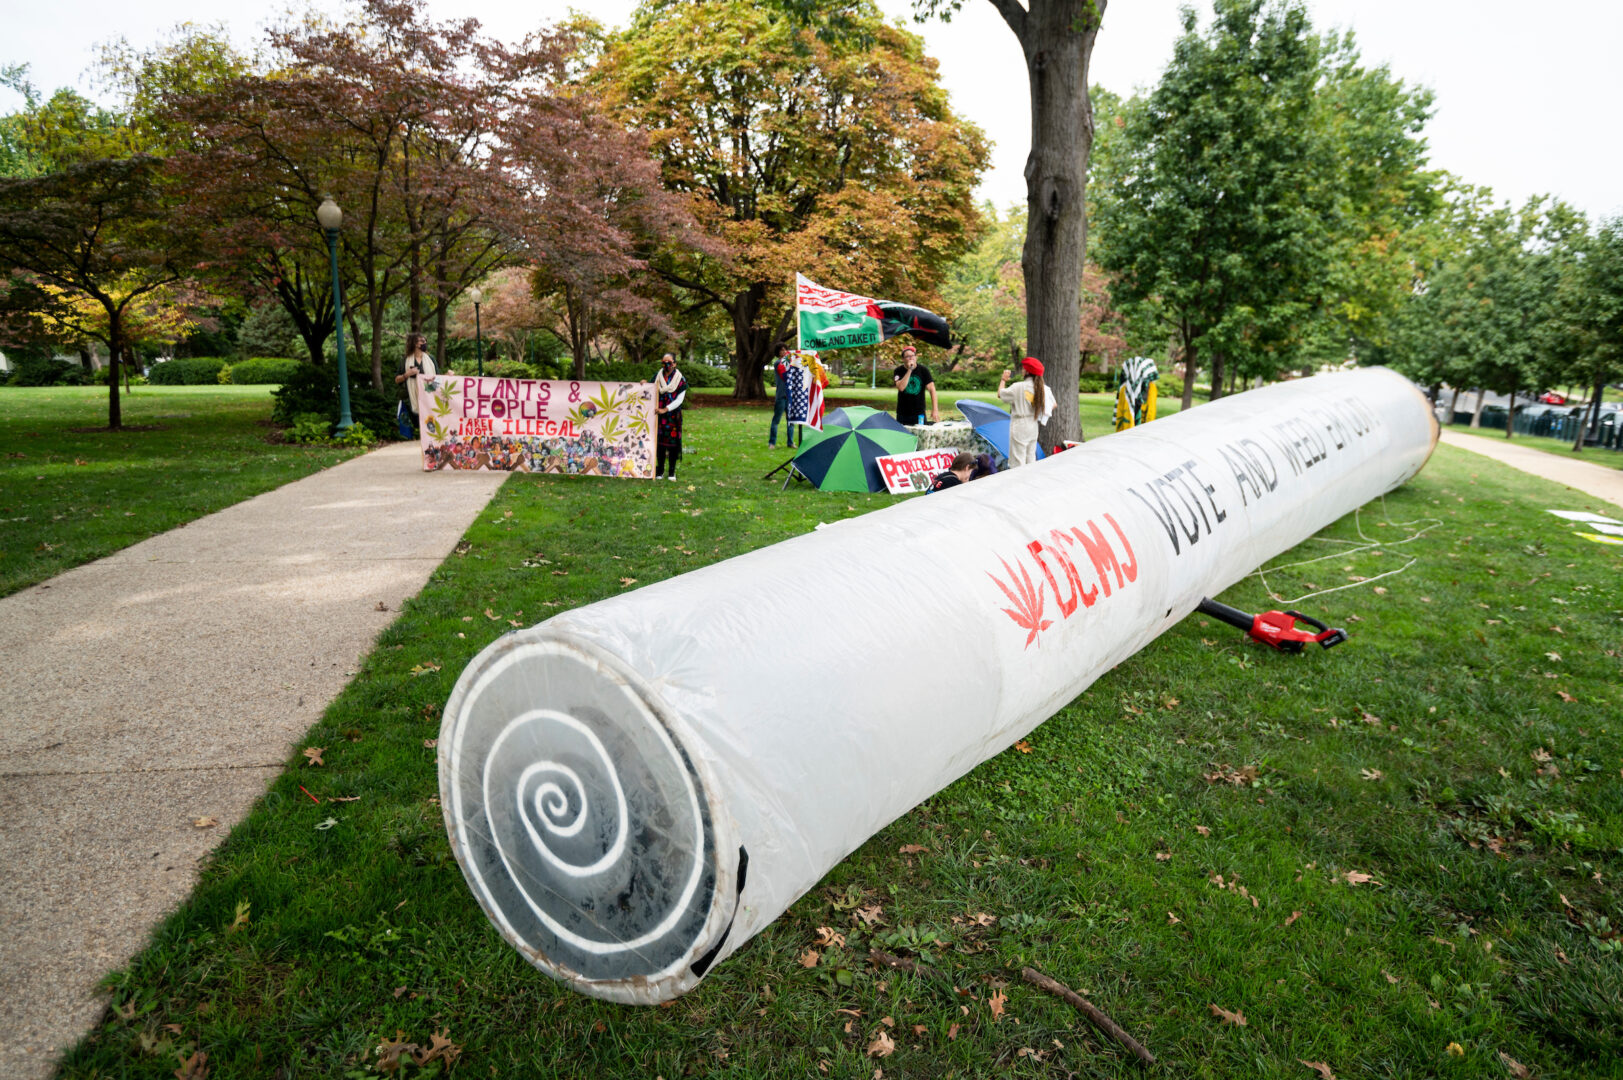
(148, 357, 227, 385)
(217, 364, 233, 384)
(271, 363, 397, 441)
(5, 355, 76, 386)
(332, 423, 378, 448)
(229, 357, 304, 385)
(286, 412, 332, 443)
(479, 359, 536, 380)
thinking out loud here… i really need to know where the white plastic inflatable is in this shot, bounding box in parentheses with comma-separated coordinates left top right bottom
(438, 366, 1437, 1003)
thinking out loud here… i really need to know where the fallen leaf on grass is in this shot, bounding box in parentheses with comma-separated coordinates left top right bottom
(484, 608, 499, 620)
(1014, 740, 1033, 754)
(1498, 1051, 1530, 1078)
(899, 844, 928, 855)
(854, 904, 883, 927)
(1284, 911, 1302, 927)
(302, 747, 325, 767)
(880, 1016, 894, 1028)
(192, 816, 218, 829)
(1373, 586, 1388, 595)
(1446, 1042, 1465, 1057)
(551, 570, 568, 577)
(1167, 911, 1181, 925)
(620, 577, 638, 587)
(315, 817, 338, 830)
(423, 739, 437, 749)
(867, 1031, 895, 1058)
(1556, 690, 1576, 703)
(173, 1050, 209, 1079)
(814, 927, 846, 948)
(1545, 651, 1561, 662)
(1382, 970, 1400, 985)
(912, 1024, 928, 1035)
(800, 949, 820, 968)
(1343, 870, 1377, 886)
(1155, 852, 1173, 861)
(988, 990, 1007, 1020)
(1299, 1061, 1336, 1079)
(409, 662, 440, 677)
(1195, 825, 1211, 836)
(1209, 1004, 1246, 1026)
(1361, 768, 1383, 781)
(947, 1023, 960, 1040)
(1361, 711, 1382, 725)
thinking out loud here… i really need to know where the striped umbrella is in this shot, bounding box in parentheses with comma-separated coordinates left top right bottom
(790, 407, 917, 492)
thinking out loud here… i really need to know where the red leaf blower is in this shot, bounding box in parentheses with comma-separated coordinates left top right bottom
(1196, 597, 1347, 653)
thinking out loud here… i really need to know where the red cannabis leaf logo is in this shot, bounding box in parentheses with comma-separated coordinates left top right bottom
(988, 555, 1051, 649)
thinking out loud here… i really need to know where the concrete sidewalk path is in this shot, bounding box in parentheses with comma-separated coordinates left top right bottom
(1440, 430, 1623, 510)
(0, 443, 506, 1080)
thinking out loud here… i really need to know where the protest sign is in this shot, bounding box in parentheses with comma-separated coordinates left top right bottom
(875, 447, 959, 494)
(418, 374, 655, 477)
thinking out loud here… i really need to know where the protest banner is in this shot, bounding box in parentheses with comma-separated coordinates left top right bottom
(417, 374, 655, 477)
(875, 447, 960, 494)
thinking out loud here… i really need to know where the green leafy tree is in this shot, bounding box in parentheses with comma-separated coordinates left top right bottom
(594, 0, 989, 398)
(1094, 0, 1437, 404)
(939, 202, 1027, 368)
(0, 156, 192, 428)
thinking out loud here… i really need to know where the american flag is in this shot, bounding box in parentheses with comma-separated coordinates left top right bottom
(807, 376, 825, 430)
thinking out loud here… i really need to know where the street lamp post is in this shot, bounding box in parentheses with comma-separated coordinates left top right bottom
(468, 286, 484, 377)
(316, 197, 353, 431)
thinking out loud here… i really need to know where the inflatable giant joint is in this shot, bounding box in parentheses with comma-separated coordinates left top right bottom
(438, 367, 1439, 1003)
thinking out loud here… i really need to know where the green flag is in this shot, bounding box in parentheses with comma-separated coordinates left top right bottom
(797, 274, 882, 351)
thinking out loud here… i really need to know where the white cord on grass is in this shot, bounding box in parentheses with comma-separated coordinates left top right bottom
(1254, 495, 1443, 606)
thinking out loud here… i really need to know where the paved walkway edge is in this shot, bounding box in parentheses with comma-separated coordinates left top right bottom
(0, 443, 506, 1080)
(1439, 430, 1623, 510)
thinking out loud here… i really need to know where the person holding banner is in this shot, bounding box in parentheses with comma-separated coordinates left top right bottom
(997, 357, 1052, 468)
(654, 353, 687, 481)
(393, 333, 437, 437)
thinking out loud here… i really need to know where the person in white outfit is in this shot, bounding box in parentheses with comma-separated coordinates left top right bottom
(997, 356, 1052, 467)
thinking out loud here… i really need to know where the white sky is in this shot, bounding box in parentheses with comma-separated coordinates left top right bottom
(4, 0, 1620, 222)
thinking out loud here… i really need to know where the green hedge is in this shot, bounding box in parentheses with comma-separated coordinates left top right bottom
(148, 357, 228, 385)
(228, 357, 304, 385)
(271, 363, 396, 440)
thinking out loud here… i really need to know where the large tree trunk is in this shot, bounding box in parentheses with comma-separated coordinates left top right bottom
(1006, 0, 1105, 447)
(726, 283, 776, 400)
(1573, 380, 1604, 451)
(1181, 336, 1197, 411)
(1209, 350, 1227, 401)
(1505, 388, 1515, 438)
(368, 295, 386, 390)
(1447, 386, 1459, 423)
(1470, 389, 1485, 428)
(106, 307, 123, 432)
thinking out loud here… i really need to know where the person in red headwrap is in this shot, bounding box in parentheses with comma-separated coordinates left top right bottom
(997, 357, 1052, 467)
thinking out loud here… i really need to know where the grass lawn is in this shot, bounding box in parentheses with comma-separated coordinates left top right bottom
(0, 385, 365, 597)
(1444, 424, 1623, 472)
(60, 404, 1622, 1080)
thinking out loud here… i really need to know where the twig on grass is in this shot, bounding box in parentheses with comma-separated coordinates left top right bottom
(1020, 966, 1156, 1066)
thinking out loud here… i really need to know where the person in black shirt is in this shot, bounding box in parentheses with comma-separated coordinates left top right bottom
(892, 344, 940, 425)
(929, 451, 975, 492)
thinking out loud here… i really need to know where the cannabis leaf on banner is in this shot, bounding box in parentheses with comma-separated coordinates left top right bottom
(567, 383, 646, 432)
(988, 555, 1051, 648)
